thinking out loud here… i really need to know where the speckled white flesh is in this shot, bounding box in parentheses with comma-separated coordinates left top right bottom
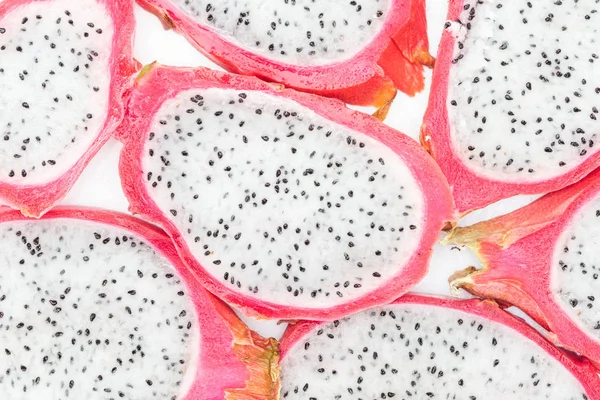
(0, 0, 113, 184)
(447, 0, 600, 182)
(170, 0, 392, 65)
(552, 194, 600, 344)
(141, 88, 424, 308)
(281, 304, 589, 399)
(0, 220, 197, 399)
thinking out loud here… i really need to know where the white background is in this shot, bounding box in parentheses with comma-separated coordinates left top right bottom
(63, 3, 539, 338)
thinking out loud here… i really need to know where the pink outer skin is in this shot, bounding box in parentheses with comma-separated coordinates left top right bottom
(421, 0, 600, 215)
(136, 0, 433, 107)
(117, 63, 456, 321)
(446, 167, 600, 370)
(0, 0, 139, 218)
(279, 293, 600, 399)
(0, 206, 271, 400)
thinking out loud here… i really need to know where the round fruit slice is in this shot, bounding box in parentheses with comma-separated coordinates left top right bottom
(447, 167, 600, 370)
(136, 0, 434, 107)
(0, 0, 138, 217)
(117, 63, 455, 320)
(280, 294, 600, 399)
(422, 0, 600, 214)
(0, 206, 278, 399)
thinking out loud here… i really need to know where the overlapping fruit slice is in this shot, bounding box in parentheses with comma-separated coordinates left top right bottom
(279, 294, 600, 399)
(0, 0, 138, 217)
(117, 63, 455, 320)
(136, 0, 434, 106)
(447, 167, 600, 368)
(0, 207, 278, 399)
(422, 0, 600, 214)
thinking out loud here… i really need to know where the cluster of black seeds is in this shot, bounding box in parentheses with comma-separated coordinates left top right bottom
(0, 222, 194, 399)
(280, 306, 591, 399)
(0, 5, 108, 180)
(171, 0, 389, 63)
(143, 88, 421, 306)
(447, 0, 600, 176)
(554, 200, 600, 338)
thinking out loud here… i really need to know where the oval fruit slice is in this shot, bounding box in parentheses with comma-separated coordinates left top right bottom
(0, 0, 138, 217)
(422, 0, 600, 214)
(280, 294, 600, 399)
(118, 63, 455, 320)
(0, 206, 278, 399)
(136, 0, 434, 107)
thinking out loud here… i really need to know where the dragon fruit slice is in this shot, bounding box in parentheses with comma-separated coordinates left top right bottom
(421, 0, 600, 214)
(117, 63, 455, 320)
(135, 0, 433, 107)
(279, 294, 600, 399)
(446, 167, 600, 369)
(0, 0, 138, 217)
(0, 206, 278, 399)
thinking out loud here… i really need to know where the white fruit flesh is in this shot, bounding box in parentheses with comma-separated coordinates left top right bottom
(0, 0, 113, 184)
(170, 0, 392, 65)
(141, 88, 424, 308)
(447, 0, 600, 182)
(552, 194, 600, 343)
(281, 304, 588, 399)
(0, 220, 197, 399)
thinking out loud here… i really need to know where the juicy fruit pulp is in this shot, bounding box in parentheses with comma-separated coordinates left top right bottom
(143, 88, 425, 308)
(136, 0, 433, 106)
(0, 0, 137, 217)
(1, 221, 195, 397)
(422, 0, 600, 214)
(279, 295, 600, 400)
(449, 0, 600, 180)
(118, 64, 455, 320)
(0, 207, 278, 399)
(170, 0, 391, 66)
(447, 167, 600, 369)
(554, 197, 600, 340)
